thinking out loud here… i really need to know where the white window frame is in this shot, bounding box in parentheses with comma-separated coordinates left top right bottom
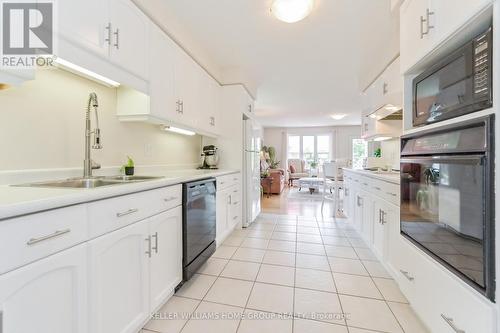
(287, 133, 333, 167)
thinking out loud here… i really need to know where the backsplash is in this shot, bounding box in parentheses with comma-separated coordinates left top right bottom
(0, 68, 201, 172)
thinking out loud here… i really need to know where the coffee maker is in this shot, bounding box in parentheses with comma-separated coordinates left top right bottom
(199, 145, 219, 169)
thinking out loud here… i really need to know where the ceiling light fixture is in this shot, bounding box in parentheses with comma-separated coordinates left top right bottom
(271, 0, 315, 23)
(330, 114, 347, 120)
(163, 125, 196, 136)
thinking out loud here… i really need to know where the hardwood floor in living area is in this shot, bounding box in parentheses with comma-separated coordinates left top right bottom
(261, 187, 341, 218)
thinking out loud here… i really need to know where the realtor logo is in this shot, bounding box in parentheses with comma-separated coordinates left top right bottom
(2, 1, 53, 55)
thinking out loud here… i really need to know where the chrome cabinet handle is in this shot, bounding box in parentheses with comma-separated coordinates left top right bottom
(400, 270, 414, 281)
(209, 117, 215, 126)
(382, 82, 388, 95)
(180, 100, 184, 113)
(387, 192, 397, 197)
(104, 23, 112, 45)
(441, 314, 465, 333)
(344, 188, 349, 196)
(145, 236, 152, 258)
(164, 196, 177, 202)
(363, 182, 368, 186)
(233, 201, 239, 205)
(233, 178, 238, 181)
(420, 8, 434, 39)
(356, 196, 363, 207)
(380, 210, 387, 225)
(113, 28, 120, 49)
(27, 229, 71, 246)
(116, 208, 138, 218)
(233, 189, 238, 193)
(373, 186, 381, 191)
(151, 232, 158, 254)
(233, 216, 238, 220)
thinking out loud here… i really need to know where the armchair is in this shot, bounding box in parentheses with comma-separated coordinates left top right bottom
(287, 159, 308, 186)
(260, 160, 286, 194)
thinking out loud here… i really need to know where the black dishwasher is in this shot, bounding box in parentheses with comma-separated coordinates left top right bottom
(182, 178, 216, 281)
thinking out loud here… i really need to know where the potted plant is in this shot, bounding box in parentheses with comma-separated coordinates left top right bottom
(308, 160, 319, 177)
(121, 156, 135, 176)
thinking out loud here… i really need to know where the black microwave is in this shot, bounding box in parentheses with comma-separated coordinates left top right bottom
(413, 27, 492, 127)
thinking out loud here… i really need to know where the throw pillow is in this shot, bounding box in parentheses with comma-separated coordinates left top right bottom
(289, 164, 296, 173)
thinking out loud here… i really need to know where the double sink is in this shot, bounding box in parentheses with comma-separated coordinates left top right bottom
(14, 175, 164, 189)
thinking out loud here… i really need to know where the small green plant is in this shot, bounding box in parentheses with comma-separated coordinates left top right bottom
(309, 160, 318, 169)
(374, 148, 382, 158)
(120, 156, 135, 173)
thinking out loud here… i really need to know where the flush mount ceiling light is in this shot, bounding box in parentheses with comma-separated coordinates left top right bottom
(330, 114, 347, 120)
(271, 0, 315, 23)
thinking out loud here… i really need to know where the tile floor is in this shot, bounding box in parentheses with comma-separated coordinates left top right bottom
(142, 213, 429, 333)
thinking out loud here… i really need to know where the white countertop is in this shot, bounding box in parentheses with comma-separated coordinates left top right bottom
(0, 169, 239, 220)
(343, 168, 400, 185)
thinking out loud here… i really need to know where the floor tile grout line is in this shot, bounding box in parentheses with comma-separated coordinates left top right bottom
(291, 215, 298, 333)
(318, 214, 349, 329)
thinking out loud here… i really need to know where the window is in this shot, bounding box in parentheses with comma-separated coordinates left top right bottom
(287, 134, 332, 168)
(287, 136, 300, 159)
(352, 138, 368, 169)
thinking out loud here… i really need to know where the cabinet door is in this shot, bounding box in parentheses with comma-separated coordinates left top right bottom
(149, 24, 176, 122)
(353, 190, 364, 232)
(0, 244, 88, 333)
(400, 0, 433, 73)
(57, 0, 110, 57)
(360, 193, 374, 244)
(229, 186, 242, 228)
(216, 189, 230, 245)
(88, 220, 150, 333)
(431, 0, 492, 45)
(149, 207, 182, 311)
(372, 200, 387, 260)
(109, 0, 149, 79)
(174, 47, 198, 128)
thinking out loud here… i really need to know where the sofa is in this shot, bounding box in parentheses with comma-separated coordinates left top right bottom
(287, 159, 309, 185)
(261, 160, 286, 194)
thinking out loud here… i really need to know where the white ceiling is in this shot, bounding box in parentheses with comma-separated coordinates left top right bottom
(135, 0, 399, 127)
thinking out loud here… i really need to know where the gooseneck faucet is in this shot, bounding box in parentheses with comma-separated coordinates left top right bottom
(83, 92, 102, 178)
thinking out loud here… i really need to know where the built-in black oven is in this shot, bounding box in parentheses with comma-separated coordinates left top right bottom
(400, 115, 495, 300)
(413, 27, 492, 127)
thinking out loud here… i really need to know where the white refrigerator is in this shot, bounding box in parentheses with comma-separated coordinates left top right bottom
(243, 119, 262, 227)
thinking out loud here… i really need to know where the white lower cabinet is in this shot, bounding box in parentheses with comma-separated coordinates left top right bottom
(216, 175, 242, 245)
(88, 220, 150, 333)
(343, 170, 497, 333)
(0, 243, 88, 333)
(149, 207, 183, 311)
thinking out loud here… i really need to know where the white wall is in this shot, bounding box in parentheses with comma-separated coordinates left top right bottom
(263, 126, 361, 169)
(0, 69, 201, 171)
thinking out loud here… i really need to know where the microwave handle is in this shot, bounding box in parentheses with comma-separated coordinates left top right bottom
(401, 155, 484, 165)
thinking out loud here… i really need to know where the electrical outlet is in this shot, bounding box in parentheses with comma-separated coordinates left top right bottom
(144, 143, 153, 158)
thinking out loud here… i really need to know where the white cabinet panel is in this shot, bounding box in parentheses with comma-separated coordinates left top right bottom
(173, 47, 198, 128)
(400, 0, 434, 73)
(149, 207, 182, 311)
(109, 0, 149, 79)
(88, 220, 150, 333)
(149, 24, 175, 122)
(57, 0, 110, 57)
(216, 187, 231, 245)
(0, 244, 88, 333)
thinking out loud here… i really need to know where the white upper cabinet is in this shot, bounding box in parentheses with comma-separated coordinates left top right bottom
(109, 0, 149, 79)
(0, 244, 88, 333)
(149, 207, 183, 311)
(148, 24, 176, 123)
(400, 0, 493, 73)
(57, 0, 110, 58)
(58, 0, 149, 80)
(173, 46, 198, 128)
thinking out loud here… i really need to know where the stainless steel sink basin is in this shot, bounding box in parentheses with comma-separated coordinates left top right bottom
(13, 175, 165, 189)
(13, 178, 127, 189)
(104, 175, 164, 181)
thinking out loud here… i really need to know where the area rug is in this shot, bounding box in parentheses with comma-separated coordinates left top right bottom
(287, 187, 328, 201)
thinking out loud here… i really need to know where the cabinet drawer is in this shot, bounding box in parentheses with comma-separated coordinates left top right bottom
(217, 173, 240, 190)
(0, 205, 88, 274)
(370, 179, 400, 206)
(88, 185, 181, 238)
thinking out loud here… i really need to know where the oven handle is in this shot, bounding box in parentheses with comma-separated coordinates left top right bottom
(401, 155, 484, 165)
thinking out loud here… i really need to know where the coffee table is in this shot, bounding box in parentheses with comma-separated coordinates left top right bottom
(298, 177, 332, 194)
